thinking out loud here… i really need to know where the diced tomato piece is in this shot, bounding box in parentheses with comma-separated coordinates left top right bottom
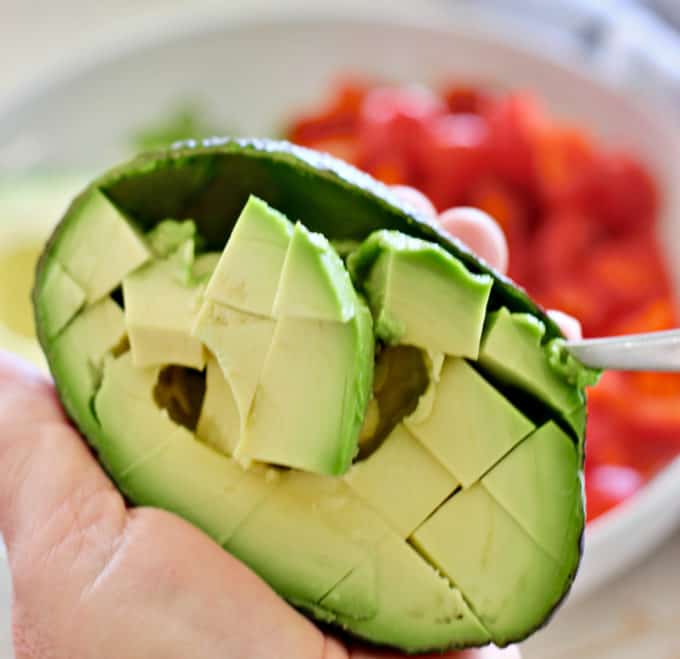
(297, 136, 359, 163)
(356, 86, 444, 185)
(581, 232, 672, 319)
(288, 79, 369, 146)
(483, 92, 547, 190)
(416, 113, 490, 210)
(568, 152, 658, 232)
(534, 125, 596, 207)
(442, 84, 492, 115)
(530, 210, 603, 282)
(604, 297, 677, 337)
(630, 372, 680, 398)
(361, 85, 446, 125)
(585, 465, 644, 522)
(585, 399, 634, 467)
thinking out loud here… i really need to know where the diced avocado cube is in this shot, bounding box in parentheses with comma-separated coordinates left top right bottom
(36, 259, 86, 339)
(95, 352, 272, 544)
(48, 297, 126, 439)
(412, 484, 567, 645)
(478, 308, 585, 433)
(236, 305, 373, 476)
(192, 301, 276, 422)
(123, 243, 206, 370)
(146, 219, 198, 257)
(482, 421, 583, 563)
(54, 189, 150, 302)
(348, 230, 492, 357)
(345, 424, 458, 537)
(273, 221, 356, 322)
(406, 358, 534, 487)
(203, 195, 292, 315)
(226, 471, 390, 605)
(322, 532, 490, 652)
(196, 354, 241, 456)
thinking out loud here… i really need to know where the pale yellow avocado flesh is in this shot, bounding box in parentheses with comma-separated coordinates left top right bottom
(412, 482, 568, 646)
(482, 422, 583, 563)
(321, 532, 490, 648)
(345, 423, 458, 537)
(54, 189, 151, 303)
(95, 351, 275, 545)
(406, 358, 535, 488)
(194, 196, 372, 475)
(123, 245, 206, 370)
(203, 195, 292, 315)
(193, 301, 276, 424)
(237, 316, 365, 474)
(196, 354, 241, 456)
(226, 471, 391, 605)
(47, 296, 127, 439)
(273, 221, 357, 322)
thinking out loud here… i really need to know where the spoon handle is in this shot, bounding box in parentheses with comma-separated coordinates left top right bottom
(566, 329, 680, 371)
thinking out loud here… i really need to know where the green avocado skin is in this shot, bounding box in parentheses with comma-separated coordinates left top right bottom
(32, 138, 585, 653)
(36, 138, 562, 338)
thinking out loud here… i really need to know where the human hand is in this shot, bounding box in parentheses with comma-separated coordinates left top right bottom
(0, 187, 571, 659)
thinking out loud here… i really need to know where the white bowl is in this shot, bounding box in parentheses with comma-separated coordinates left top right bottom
(1, 0, 679, 633)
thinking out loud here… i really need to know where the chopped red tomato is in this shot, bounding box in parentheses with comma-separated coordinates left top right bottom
(287, 79, 677, 522)
(443, 84, 492, 115)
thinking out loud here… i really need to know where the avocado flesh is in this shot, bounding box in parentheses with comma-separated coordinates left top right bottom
(203, 194, 292, 316)
(345, 423, 459, 538)
(273, 221, 357, 322)
(412, 482, 571, 646)
(196, 354, 240, 456)
(123, 239, 206, 370)
(479, 308, 586, 440)
(482, 422, 583, 564)
(33, 139, 589, 652)
(322, 532, 491, 651)
(348, 230, 493, 357)
(194, 196, 373, 476)
(51, 188, 151, 303)
(406, 358, 535, 488)
(226, 471, 391, 606)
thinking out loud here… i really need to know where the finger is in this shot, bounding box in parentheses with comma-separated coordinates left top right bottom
(0, 351, 122, 559)
(547, 310, 583, 341)
(351, 644, 521, 659)
(390, 185, 438, 220)
(438, 207, 509, 274)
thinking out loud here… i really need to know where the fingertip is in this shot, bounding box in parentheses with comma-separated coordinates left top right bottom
(450, 647, 521, 659)
(547, 310, 583, 341)
(438, 207, 509, 274)
(390, 185, 438, 219)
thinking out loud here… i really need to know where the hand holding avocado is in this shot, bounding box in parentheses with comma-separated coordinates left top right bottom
(3, 140, 591, 656)
(0, 182, 529, 659)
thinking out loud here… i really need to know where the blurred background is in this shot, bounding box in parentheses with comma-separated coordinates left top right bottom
(1, 1, 679, 658)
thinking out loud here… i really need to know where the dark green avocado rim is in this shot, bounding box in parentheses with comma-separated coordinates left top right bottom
(31, 138, 584, 650)
(33, 137, 563, 350)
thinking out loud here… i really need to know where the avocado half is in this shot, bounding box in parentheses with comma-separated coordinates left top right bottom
(32, 138, 591, 653)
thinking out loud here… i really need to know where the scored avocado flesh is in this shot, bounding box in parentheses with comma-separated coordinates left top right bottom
(33, 140, 592, 653)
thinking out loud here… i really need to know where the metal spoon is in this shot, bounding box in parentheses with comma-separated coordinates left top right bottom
(567, 329, 680, 371)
